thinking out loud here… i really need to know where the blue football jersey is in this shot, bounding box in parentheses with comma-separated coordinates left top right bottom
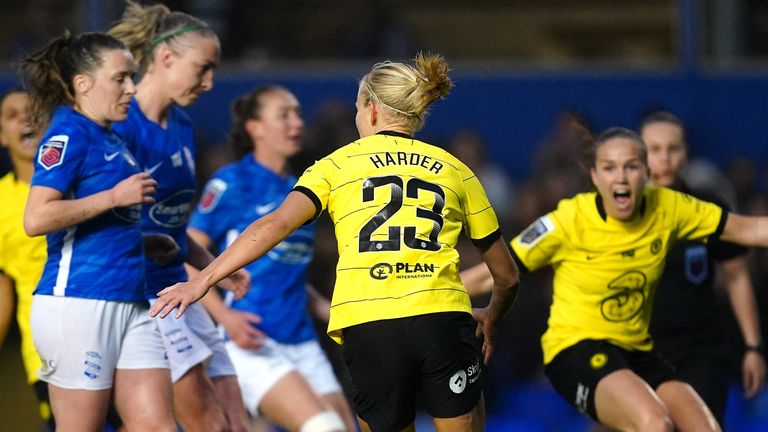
(189, 156, 316, 344)
(113, 98, 197, 297)
(32, 106, 145, 301)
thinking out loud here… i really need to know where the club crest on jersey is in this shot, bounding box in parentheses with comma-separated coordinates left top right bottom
(38, 135, 69, 170)
(198, 179, 227, 213)
(519, 215, 554, 246)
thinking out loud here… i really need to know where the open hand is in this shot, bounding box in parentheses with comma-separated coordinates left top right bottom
(473, 306, 497, 365)
(150, 278, 211, 319)
(111, 172, 157, 206)
(743, 350, 766, 398)
(222, 309, 266, 349)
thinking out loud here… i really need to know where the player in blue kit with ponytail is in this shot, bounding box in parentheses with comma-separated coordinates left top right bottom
(188, 86, 355, 432)
(20, 31, 177, 432)
(109, 2, 250, 431)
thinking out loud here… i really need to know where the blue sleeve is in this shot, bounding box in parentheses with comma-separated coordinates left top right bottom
(31, 123, 87, 194)
(189, 173, 232, 245)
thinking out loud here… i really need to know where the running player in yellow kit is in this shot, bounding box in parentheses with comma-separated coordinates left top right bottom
(463, 126, 768, 431)
(151, 53, 520, 432)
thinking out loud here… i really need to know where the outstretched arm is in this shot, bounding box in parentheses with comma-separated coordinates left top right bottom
(150, 191, 315, 318)
(186, 231, 250, 299)
(721, 213, 768, 247)
(719, 256, 766, 398)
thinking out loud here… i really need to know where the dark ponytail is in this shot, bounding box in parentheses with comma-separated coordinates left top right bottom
(19, 32, 125, 127)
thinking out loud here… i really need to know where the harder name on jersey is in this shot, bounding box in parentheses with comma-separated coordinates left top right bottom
(369, 151, 444, 174)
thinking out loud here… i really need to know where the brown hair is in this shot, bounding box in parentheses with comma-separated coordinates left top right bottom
(591, 126, 648, 167)
(19, 32, 126, 127)
(228, 85, 290, 159)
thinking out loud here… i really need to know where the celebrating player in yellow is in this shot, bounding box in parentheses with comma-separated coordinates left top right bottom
(0, 89, 50, 427)
(151, 52, 519, 432)
(462, 126, 768, 431)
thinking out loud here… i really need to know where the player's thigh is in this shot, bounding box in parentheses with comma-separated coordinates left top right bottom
(342, 318, 420, 432)
(656, 380, 720, 432)
(415, 312, 484, 421)
(174, 362, 223, 410)
(259, 370, 329, 431)
(225, 339, 297, 417)
(667, 349, 729, 423)
(113, 368, 175, 431)
(47, 385, 111, 432)
(432, 393, 485, 432)
(594, 369, 672, 431)
(284, 339, 343, 397)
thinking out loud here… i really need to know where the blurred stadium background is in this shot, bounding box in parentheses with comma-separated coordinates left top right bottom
(2, 1, 768, 430)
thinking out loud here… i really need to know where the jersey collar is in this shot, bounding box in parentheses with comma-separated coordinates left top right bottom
(377, 130, 413, 139)
(595, 193, 647, 222)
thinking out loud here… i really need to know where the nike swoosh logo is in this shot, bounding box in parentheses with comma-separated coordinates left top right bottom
(144, 161, 163, 175)
(104, 152, 120, 161)
(255, 202, 278, 215)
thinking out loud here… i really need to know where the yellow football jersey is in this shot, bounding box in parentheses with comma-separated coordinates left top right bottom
(511, 186, 724, 364)
(294, 132, 500, 344)
(0, 173, 47, 383)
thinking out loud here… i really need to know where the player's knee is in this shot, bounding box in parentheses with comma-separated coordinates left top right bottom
(299, 410, 346, 432)
(637, 413, 674, 432)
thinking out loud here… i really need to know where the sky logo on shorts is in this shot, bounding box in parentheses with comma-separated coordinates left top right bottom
(449, 369, 467, 394)
(83, 351, 103, 379)
(38, 135, 69, 170)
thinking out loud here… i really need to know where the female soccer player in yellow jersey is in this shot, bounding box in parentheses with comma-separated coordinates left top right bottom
(0, 89, 50, 427)
(462, 126, 768, 431)
(151, 52, 520, 432)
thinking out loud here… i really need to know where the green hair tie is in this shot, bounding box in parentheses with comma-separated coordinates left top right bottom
(148, 23, 206, 51)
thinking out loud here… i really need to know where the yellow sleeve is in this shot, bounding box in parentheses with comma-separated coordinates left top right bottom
(511, 210, 566, 272)
(672, 190, 725, 242)
(0, 214, 7, 273)
(293, 153, 341, 221)
(459, 162, 499, 242)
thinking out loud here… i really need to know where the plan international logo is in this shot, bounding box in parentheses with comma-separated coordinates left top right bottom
(369, 262, 435, 280)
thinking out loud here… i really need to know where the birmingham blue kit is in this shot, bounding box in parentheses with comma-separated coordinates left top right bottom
(190, 156, 316, 344)
(113, 99, 197, 298)
(32, 106, 145, 301)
